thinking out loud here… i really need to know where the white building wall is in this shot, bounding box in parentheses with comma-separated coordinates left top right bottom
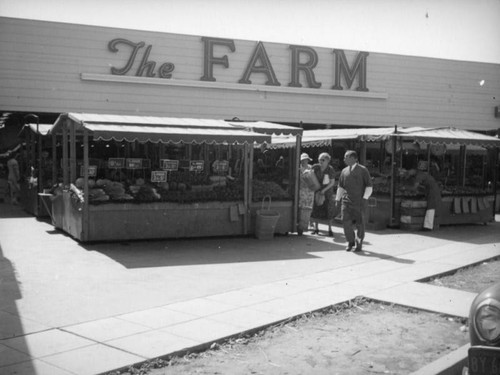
(1, 16, 499, 130)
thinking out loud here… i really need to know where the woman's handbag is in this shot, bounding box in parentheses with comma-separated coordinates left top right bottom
(303, 170, 321, 192)
(314, 191, 325, 206)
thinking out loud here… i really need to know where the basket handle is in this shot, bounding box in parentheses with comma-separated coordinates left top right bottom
(261, 195, 272, 211)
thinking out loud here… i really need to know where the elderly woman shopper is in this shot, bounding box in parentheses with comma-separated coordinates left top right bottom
(310, 152, 337, 236)
(297, 153, 317, 235)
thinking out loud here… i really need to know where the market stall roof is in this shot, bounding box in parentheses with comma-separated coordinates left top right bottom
(21, 123, 53, 136)
(266, 127, 403, 148)
(266, 126, 500, 149)
(395, 127, 500, 148)
(50, 113, 271, 145)
(227, 120, 302, 136)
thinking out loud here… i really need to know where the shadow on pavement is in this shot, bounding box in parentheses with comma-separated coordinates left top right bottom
(0, 203, 32, 219)
(353, 248, 415, 264)
(0, 243, 35, 373)
(80, 234, 346, 269)
(77, 218, 499, 269)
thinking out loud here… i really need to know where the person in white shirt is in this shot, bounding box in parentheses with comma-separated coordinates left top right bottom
(335, 150, 373, 252)
(297, 153, 315, 235)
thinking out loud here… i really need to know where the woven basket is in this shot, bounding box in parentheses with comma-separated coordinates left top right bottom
(255, 195, 280, 240)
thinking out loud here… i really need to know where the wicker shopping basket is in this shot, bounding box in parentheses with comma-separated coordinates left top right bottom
(255, 195, 281, 240)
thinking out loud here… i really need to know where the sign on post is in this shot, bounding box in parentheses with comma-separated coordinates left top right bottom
(80, 165, 97, 177)
(126, 158, 142, 169)
(161, 159, 179, 171)
(189, 160, 204, 172)
(151, 171, 168, 183)
(108, 158, 125, 169)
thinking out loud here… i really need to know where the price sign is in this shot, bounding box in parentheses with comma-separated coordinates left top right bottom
(189, 160, 204, 172)
(151, 171, 167, 183)
(161, 159, 179, 171)
(212, 160, 229, 174)
(108, 158, 125, 169)
(126, 158, 142, 169)
(80, 165, 97, 177)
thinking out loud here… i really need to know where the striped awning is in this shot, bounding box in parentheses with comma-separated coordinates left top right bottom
(51, 113, 271, 145)
(227, 121, 302, 136)
(395, 127, 500, 148)
(267, 126, 500, 149)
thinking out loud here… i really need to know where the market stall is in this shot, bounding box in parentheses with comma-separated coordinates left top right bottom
(267, 126, 500, 230)
(46, 113, 303, 242)
(227, 120, 303, 236)
(17, 123, 56, 216)
(393, 127, 499, 228)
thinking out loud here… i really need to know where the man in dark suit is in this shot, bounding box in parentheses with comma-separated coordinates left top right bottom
(335, 150, 373, 252)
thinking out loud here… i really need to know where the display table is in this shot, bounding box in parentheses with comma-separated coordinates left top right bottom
(52, 192, 248, 241)
(366, 195, 401, 230)
(51, 192, 294, 242)
(440, 195, 495, 225)
(399, 194, 495, 230)
(20, 183, 50, 217)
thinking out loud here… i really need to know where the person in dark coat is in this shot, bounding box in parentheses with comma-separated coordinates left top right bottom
(7, 152, 21, 205)
(408, 168, 441, 231)
(335, 150, 373, 252)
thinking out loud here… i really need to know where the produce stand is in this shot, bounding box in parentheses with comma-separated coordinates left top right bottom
(394, 127, 499, 228)
(268, 126, 500, 230)
(18, 123, 55, 217)
(47, 113, 301, 242)
(228, 120, 303, 237)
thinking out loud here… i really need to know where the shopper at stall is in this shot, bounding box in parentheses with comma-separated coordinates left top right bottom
(407, 167, 441, 231)
(310, 152, 336, 236)
(336, 150, 373, 252)
(297, 153, 318, 236)
(7, 152, 21, 205)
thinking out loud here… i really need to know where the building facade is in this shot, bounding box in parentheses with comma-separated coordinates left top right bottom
(0, 16, 499, 131)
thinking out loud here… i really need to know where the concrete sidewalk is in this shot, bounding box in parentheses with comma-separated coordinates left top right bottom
(1, 202, 499, 375)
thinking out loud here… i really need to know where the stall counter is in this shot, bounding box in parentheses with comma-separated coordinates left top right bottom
(20, 182, 50, 217)
(52, 192, 254, 242)
(399, 194, 495, 230)
(439, 195, 495, 225)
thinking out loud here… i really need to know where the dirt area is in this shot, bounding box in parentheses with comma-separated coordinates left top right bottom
(107, 258, 500, 375)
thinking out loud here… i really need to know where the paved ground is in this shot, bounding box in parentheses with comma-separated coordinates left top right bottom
(0, 202, 499, 375)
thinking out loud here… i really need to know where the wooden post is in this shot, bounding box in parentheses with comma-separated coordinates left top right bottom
(243, 143, 250, 234)
(389, 126, 398, 227)
(460, 145, 467, 187)
(426, 144, 431, 173)
(293, 134, 301, 233)
(360, 140, 366, 164)
(82, 128, 89, 241)
(52, 132, 57, 185)
(37, 121, 42, 199)
(62, 121, 69, 186)
(69, 120, 76, 184)
(26, 128, 33, 170)
(493, 147, 498, 216)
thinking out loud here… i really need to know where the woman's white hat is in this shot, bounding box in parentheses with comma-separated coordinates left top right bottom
(300, 153, 311, 161)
